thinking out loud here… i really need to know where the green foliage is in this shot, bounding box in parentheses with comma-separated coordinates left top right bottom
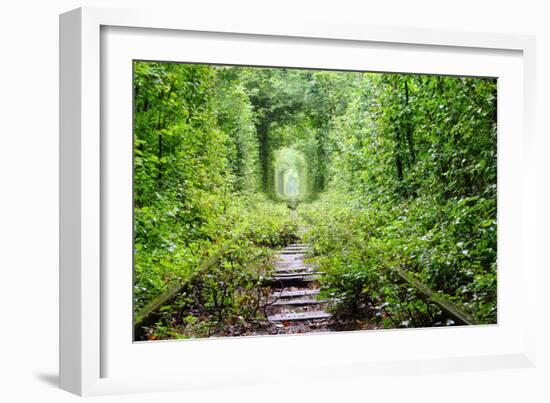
(134, 61, 497, 339)
(299, 74, 497, 326)
(133, 62, 302, 339)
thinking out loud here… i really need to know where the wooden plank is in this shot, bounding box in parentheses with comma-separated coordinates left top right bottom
(272, 289, 320, 298)
(274, 262, 311, 267)
(275, 259, 310, 265)
(273, 269, 316, 275)
(275, 258, 304, 264)
(273, 271, 321, 279)
(271, 274, 319, 281)
(268, 311, 331, 321)
(274, 266, 312, 273)
(271, 298, 327, 306)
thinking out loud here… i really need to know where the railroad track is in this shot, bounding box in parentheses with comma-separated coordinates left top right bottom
(265, 243, 332, 330)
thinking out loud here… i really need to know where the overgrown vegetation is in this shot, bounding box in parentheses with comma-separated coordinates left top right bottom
(134, 61, 497, 340)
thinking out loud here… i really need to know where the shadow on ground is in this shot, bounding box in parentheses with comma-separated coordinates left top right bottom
(35, 373, 58, 387)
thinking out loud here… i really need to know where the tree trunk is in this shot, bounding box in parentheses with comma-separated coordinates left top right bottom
(394, 129, 404, 182)
(157, 109, 163, 187)
(404, 79, 416, 165)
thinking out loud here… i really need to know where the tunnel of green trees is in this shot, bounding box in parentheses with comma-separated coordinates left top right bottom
(273, 147, 308, 201)
(133, 61, 497, 339)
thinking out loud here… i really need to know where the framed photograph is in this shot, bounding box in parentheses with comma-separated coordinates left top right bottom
(60, 6, 537, 396)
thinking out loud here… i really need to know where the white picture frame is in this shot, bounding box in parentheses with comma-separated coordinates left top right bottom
(59, 6, 537, 396)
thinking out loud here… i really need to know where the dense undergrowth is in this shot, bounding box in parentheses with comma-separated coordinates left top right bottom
(135, 194, 298, 339)
(298, 190, 496, 328)
(297, 73, 497, 328)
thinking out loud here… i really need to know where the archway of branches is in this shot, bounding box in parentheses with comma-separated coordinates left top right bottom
(272, 147, 309, 202)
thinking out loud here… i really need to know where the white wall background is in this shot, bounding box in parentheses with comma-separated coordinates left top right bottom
(1, 0, 548, 401)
